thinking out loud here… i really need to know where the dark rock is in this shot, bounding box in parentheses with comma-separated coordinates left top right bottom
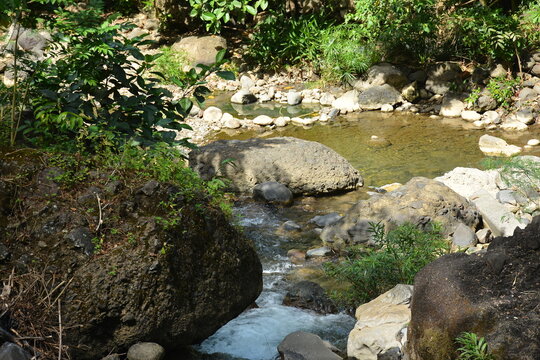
(321, 177, 481, 249)
(476, 94, 498, 111)
(278, 331, 341, 360)
(283, 281, 337, 314)
(127, 342, 165, 360)
(253, 182, 293, 206)
(308, 213, 342, 227)
(77, 186, 102, 207)
(100, 355, 121, 360)
(0, 244, 10, 262)
(36, 167, 63, 196)
(408, 70, 427, 83)
(0, 342, 32, 360)
(471, 67, 489, 85)
(189, 137, 362, 196)
(105, 180, 124, 195)
(406, 216, 540, 360)
(140, 180, 160, 196)
(65, 227, 94, 255)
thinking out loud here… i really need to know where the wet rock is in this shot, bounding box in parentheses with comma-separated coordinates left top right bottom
(321, 177, 481, 249)
(348, 284, 412, 360)
(406, 217, 540, 360)
(253, 181, 293, 206)
(283, 220, 302, 232)
(283, 281, 337, 314)
(358, 84, 402, 110)
(309, 213, 342, 227)
(231, 90, 257, 104)
(479, 134, 522, 157)
(306, 246, 332, 258)
(0, 342, 32, 360)
(274, 117, 290, 127)
(452, 223, 477, 248)
(127, 342, 165, 360)
(171, 35, 226, 66)
(278, 331, 341, 360)
(65, 227, 94, 255)
(190, 137, 363, 195)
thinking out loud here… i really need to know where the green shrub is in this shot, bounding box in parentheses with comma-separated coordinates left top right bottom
(152, 46, 189, 84)
(324, 222, 448, 304)
(519, 0, 540, 47)
(456, 332, 494, 360)
(188, 0, 268, 34)
(246, 10, 333, 70)
(319, 24, 380, 84)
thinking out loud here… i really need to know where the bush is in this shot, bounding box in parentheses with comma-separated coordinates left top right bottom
(324, 222, 448, 305)
(456, 332, 494, 360)
(152, 46, 189, 84)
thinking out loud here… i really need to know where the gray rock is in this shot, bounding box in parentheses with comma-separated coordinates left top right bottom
(425, 62, 461, 95)
(189, 137, 363, 195)
(461, 110, 482, 122)
(532, 64, 540, 76)
(127, 342, 165, 360)
(470, 189, 524, 237)
(319, 93, 336, 106)
(452, 223, 477, 248)
(252, 115, 274, 126)
(434, 167, 501, 200)
(518, 88, 539, 102)
(287, 91, 303, 105)
(101, 355, 121, 360)
(0, 342, 31, 360)
(0, 243, 10, 261)
(223, 117, 241, 129)
(332, 90, 359, 112)
(274, 117, 290, 127)
(309, 213, 342, 227)
(482, 111, 501, 124)
(239, 75, 254, 91)
(476, 94, 498, 111)
(278, 331, 341, 360)
(365, 63, 408, 89)
(401, 82, 419, 102)
(515, 108, 536, 125)
(65, 227, 94, 255)
(440, 93, 466, 117)
(321, 177, 481, 249)
(358, 84, 402, 110)
(497, 190, 518, 205)
(202, 106, 223, 123)
(306, 246, 332, 258)
(230, 90, 257, 104)
(501, 120, 528, 131)
(171, 35, 226, 66)
(490, 64, 508, 78)
(283, 281, 337, 314)
(283, 220, 302, 232)
(479, 135, 522, 157)
(253, 181, 294, 206)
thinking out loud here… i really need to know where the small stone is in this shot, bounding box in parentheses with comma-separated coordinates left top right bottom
(527, 139, 540, 146)
(306, 246, 332, 258)
(497, 189, 518, 205)
(309, 213, 342, 227)
(518, 88, 538, 102)
(274, 117, 289, 127)
(532, 64, 540, 76)
(501, 120, 528, 131)
(283, 220, 302, 232)
(452, 223, 477, 248)
(482, 111, 501, 124)
(490, 64, 508, 78)
(231, 90, 257, 104)
(202, 106, 223, 123)
(189, 104, 201, 116)
(240, 75, 254, 90)
(473, 120, 485, 128)
(461, 110, 482, 122)
(319, 113, 330, 122)
(381, 103, 394, 112)
(252, 115, 274, 126)
(223, 117, 241, 129)
(127, 342, 165, 360)
(253, 181, 293, 206)
(476, 228, 492, 244)
(291, 117, 316, 126)
(479, 134, 522, 157)
(287, 91, 303, 105)
(65, 227, 94, 255)
(288, 249, 306, 264)
(319, 93, 336, 106)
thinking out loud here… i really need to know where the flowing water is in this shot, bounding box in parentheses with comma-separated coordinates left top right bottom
(196, 98, 540, 360)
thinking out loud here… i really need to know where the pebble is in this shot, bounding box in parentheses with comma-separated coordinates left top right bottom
(527, 139, 540, 146)
(253, 115, 274, 126)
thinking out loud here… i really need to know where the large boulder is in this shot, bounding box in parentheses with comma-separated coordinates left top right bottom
(348, 284, 413, 360)
(171, 35, 227, 66)
(0, 156, 262, 360)
(406, 217, 540, 360)
(425, 62, 461, 95)
(358, 85, 402, 110)
(364, 63, 409, 89)
(320, 177, 481, 249)
(189, 137, 363, 195)
(282, 281, 337, 314)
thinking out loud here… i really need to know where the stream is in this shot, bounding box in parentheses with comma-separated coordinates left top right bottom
(195, 97, 540, 360)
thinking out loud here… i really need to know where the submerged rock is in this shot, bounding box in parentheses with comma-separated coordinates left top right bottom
(189, 137, 363, 195)
(406, 217, 540, 360)
(253, 181, 293, 205)
(278, 331, 342, 360)
(478, 134, 522, 157)
(283, 281, 337, 314)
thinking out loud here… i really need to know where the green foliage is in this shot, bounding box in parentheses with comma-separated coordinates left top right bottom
(48, 152, 92, 186)
(188, 0, 268, 33)
(319, 24, 380, 83)
(324, 222, 448, 304)
(486, 76, 520, 108)
(246, 10, 332, 70)
(519, 0, 540, 47)
(455, 332, 494, 360)
(152, 46, 189, 84)
(448, 6, 522, 63)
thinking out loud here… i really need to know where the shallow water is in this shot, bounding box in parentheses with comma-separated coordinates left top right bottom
(212, 111, 540, 186)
